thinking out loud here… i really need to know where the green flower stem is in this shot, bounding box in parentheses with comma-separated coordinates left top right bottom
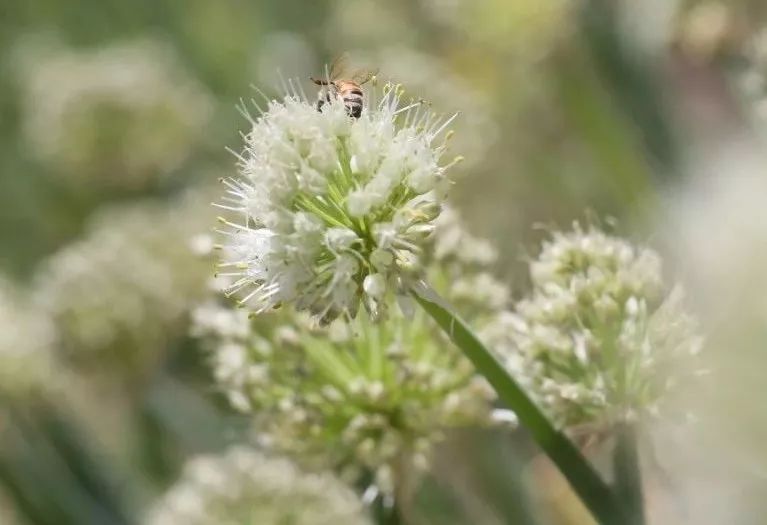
(613, 424, 645, 525)
(411, 283, 625, 524)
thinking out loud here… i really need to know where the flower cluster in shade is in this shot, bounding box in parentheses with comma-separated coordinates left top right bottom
(216, 81, 461, 322)
(486, 224, 703, 435)
(0, 277, 56, 400)
(33, 188, 215, 381)
(739, 29, 767, 126)
(14, 37, 212, 191)
(194, 211, 512, 495)
(145, 446, 371, 525)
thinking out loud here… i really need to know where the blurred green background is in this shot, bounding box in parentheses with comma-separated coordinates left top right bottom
(1, 0, 767, 523)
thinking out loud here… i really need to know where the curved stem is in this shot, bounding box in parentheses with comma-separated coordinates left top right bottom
(411, 282, 626, 524)
(613, 423, 645, 525)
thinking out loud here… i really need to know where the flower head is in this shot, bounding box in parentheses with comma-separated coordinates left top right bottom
(15, 37, 212, 190)
(145, 446, 371, 525)
(216, 82, 459, 321)
(34, 188, 215, 381)
(195, 211, 509, 495)
(488, 224, 703, 435)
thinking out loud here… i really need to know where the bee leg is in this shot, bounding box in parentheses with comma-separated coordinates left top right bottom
(317, 91, 333, 113)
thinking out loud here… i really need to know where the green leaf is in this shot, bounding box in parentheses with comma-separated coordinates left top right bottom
(411, 282, 626, 524)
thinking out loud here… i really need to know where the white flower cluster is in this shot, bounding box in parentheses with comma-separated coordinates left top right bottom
(34, 189, 215, 379)
(15, 37, 212, 190)
(432, 207, 498, 266)
(196, 306, 496, 495)
(0, 277, 55, 399)
(217, 83, 459, 322)
(488, 224, 703, 434)
(195, 213, 509, 496)
(145, 446, 371, 525)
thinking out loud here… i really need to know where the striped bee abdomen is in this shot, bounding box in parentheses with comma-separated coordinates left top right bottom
(312, 68, 375, 120)
(340, 86, 363, 118)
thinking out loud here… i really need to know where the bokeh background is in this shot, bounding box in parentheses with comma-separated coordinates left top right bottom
(1, 0, 767, 523)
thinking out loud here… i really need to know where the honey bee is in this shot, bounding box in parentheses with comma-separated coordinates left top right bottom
(311, 55, 377, 119)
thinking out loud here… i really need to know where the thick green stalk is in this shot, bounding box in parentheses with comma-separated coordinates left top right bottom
(411, 283, 625, 524)
(613, 424, 645, 525)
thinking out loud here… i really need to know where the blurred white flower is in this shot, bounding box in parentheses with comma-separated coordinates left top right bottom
(145, 446, 371, 525)
(668, 140, 767, 324)
(674, 1, 734, 61)
(489, 224, 703, 435)
(657, 127, 767, 525)
(619, 0, 680, 54)
(432, 206, 498, 267)
(0, 277, 55, 399)
(196, 211, 509, 496)
(14, 37, 212, 190)
(216, 82, 460, 322)
(34, 188, 215, 380)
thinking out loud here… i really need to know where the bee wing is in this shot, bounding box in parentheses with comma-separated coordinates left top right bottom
(352, 68, 379, 85)
(328, 53, 350, 80)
